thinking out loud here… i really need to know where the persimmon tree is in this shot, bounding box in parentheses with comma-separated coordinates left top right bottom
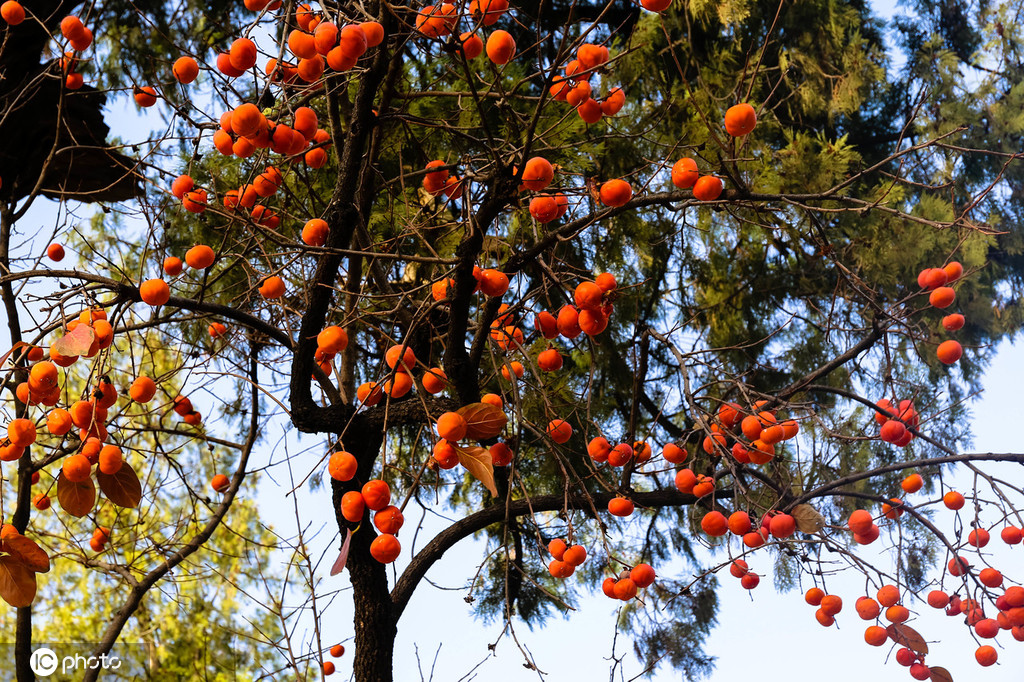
(2, 0, 1024, 680)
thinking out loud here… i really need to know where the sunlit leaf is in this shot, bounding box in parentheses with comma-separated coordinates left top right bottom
(2, 534, 50, 574)
(455, 445, 497, 497)
(0, 556, 36, 607)
(52, 324, 95, 357)
(57, 472, 96, 517)
(330, 529, 353, 576)
(97, 463, 142, 508)
(457, 403, 507, 440)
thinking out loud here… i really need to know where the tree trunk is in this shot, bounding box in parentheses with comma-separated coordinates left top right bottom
(332, 423, 394, 682)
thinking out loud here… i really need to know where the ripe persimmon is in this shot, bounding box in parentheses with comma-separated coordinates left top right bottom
(185, 244, 216, 269)
(46, 243, 65, 261)
(608, 497, 634, 517)
(478, 269, 509, 297)
(599, 179, 632, 207)
(470, 0, 508, 25)
(554, 307, 582, 340)
(98, 444, 123, 475)
(384, 344, 415, 372)
(341, 491, 365, 522)
(500, 361, 524, 381)
(521, 157, 554, 191)
(929, 286, 955, 308)
(537, 348, 563, 372)
(700, 510, 728, 536)
(941, 313, 965, 331)
(432, 440, 459, 469)
(489, 442, 513, 466)
(370, 534, 401, 563)
(258, 276, 285, 299)
(46, 408, 73, 435)
(864, 625, 888, 646)
(361, 479, 391, 511)
(724, 103, 757, 136)
(936, 339, 962, 364)
(630, 563, 656, 588)
(485, 30, 516, 64)
(613, 577, 638, 600)
(671, 157, 699, 189)
(374, 506, 404, 534)
(173, 56, 199, 84)
(358, 21, 384, 47)
(1, 1, 25, 24)
(692, 175, 724, 201)
(229, 37, 258, 71)
(547, 419, 572, 444)
(328, 451, 358, 481)
(141, 278, 171, 307)
(805, 587, 825, 606)
(134, 86, 158, 107)
(529, 195, 559, 222)
(436, 412, 467, 441)
(421, 368, 447, 394)
(62, 453, 92, 482)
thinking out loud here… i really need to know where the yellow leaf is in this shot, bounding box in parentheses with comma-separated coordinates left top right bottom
(455, 445, 497, 497)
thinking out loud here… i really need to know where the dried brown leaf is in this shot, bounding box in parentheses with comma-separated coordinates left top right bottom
(792, 503, 825, 533)
(457, 403, 507, 440)
(929, 666, 953, 682)
(455, 445, 497, 497)
(887, 623, 929, 655)
(0, 556, 36, 607)
(97, 463, 142, 508)
(57, 472, 96, 517)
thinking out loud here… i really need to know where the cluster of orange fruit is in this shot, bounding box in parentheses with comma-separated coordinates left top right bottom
(1, 313, 206, 532)
(413, 1, 525, 70)
(917, 261, 965, 365)
(600, 563, 656, 601)
(702, 400, 799, 466)
(534, 274, 618, 344)
(728, 558, 761, 590)
(548, 42, 625, 125)
(349, 341, 451, 405)
(874, 398, 919, 447)
(139, 243, 218, 309)
(211, 103, 332, 169)
(546, 538, 587, 578)
(27, 14, 97, 90)
(339, 479, 405, 563)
